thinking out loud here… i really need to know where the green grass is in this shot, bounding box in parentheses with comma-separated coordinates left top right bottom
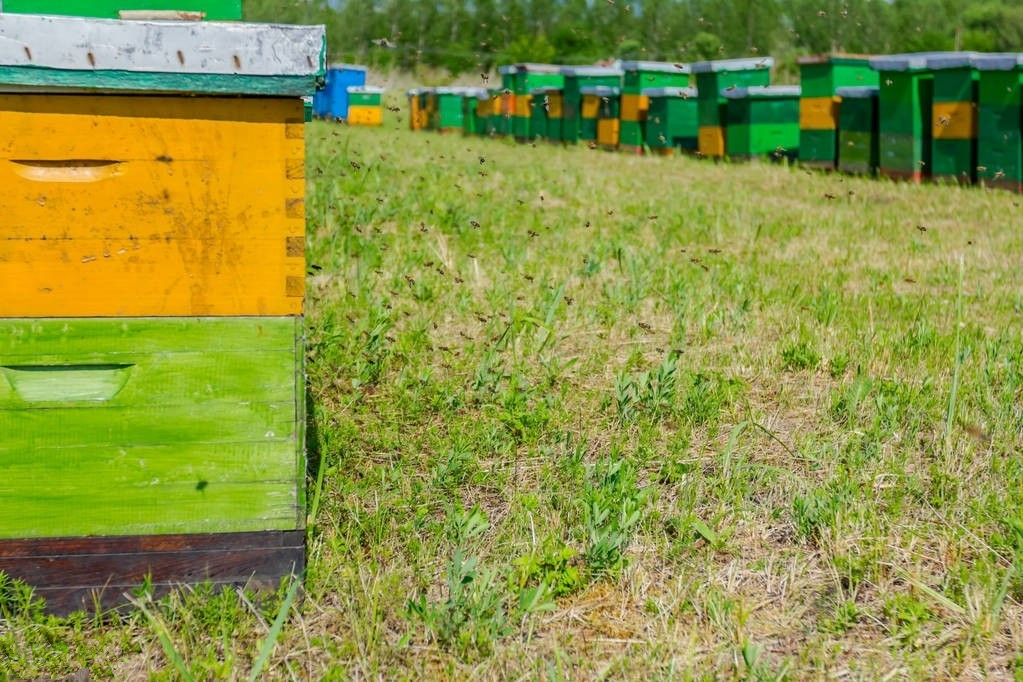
(3, 113, 1023, 679)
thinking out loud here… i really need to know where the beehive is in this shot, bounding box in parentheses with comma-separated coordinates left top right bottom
(0, 13, 324, 614)
(722, 85, 801, 160)
(582, 85, 621, 150)
(430, 87, 466, 132)
(692, 58, 774, 157)
(620, 61, 691, 153)
(346, 86, 385, 126)
(313, 63, 366, 121)
(560, 66, 622, 144)
(529, 86, 559, 141)
(974, 54, 1023, 191)
(461, 88, 489, 137)
(512, 63, 564, 141)
(927, 54, 980, 184)
(407, 88, 423, 131)
(836, 86, 881, 175)
(493, 66, 517, 137)
(797, 55, 878, 168)
(869, 53, 945, 182)
(0, 0, 241, 19)
(643, 87, 699, 155)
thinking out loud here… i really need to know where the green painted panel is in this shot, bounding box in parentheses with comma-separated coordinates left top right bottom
(623, 70, 688, 94)
(879, 133, 925, 173)
(646, 97, 699, 150)
(800, 59, 877, 98)
(727, 122, 799, 157)
(977, 104, 1022, 183)
(726, 97, 799, 126)
(932, 69, 976, 104)
(0, 66, 317, 97)
(2, 0, 243, 19)
(838, 130, 878, 174)
(515, 72, 563, 96)
(0, 317, 304, 539)
(931, 138, 975, 181)
(580, 117, 597, 141)
(800, 128, 837, 164)
(620, 120, 644, 148)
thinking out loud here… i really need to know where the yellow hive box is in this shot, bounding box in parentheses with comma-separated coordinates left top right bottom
(347, 104, 383, 126)
(0, 94, 306, 318)
(800, 96, 839, 130)
(698, 125, 725, 157)
(620, 93, 649, 122)
(932, 101, 976, 139)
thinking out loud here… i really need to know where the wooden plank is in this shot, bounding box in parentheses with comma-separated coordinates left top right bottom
(0, 317, 305, 539)
(0, 14, 324, 96)
(0, 530, 304, 615)
(0, 95, 305, 317)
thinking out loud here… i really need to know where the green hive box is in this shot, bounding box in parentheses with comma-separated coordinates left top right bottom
(974, 54, 1023, 191)
(461, 88, 488, 136)
(692, 57, 774, 157)
(797, 55, 878, 168)
(1, 0, 242, 19)
(620, 61, 691, 153)
(431, 87, 465, 132)
(561, 66, 622, 144)
(836, 86, 880, 175)
(493, 65, 516, 137)
(869, 53, 958, 182)
(643, 87, 699, 154)
(512, 63, 564, 141)
(0, 12, 323, 614)
(722, 85, 801, 160)
(927, 53, 980, 184)
(528, 86, 553, 140)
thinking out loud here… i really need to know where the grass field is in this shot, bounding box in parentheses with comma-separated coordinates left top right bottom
(3, 113, 1023, 680)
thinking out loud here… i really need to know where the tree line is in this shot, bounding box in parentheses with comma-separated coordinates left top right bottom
(245, 0, 1023, 77)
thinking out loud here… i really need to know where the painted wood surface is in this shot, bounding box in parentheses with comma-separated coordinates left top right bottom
(0, 95, 306, 317)
(0, 14, 324, 97)
(0, 530, 304, 615)
(0, 317, 304, 539)
(1, 0, 243, 20)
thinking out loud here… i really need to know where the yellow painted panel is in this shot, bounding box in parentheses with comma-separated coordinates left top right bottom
(515, 95, 532, 118)
(581, 95, 600, 119)
(408, 99, 421, 130)
(0, 94, 305, 317)
(698, 126, 725, 157)
(547, 94, 563, 119)
(347, 105, 383, 126)
(800, 96, 838, 131)
(933, 101, 976, 139)
(597, 118, 620, 147)
(621, 94, 649, 122)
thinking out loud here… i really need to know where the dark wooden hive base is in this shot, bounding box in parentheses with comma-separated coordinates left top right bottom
(0, 530, 304, 616)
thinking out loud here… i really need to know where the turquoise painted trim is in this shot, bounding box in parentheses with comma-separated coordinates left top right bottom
(0, 65, 321, 96)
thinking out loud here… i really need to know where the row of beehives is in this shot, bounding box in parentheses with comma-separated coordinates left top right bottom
(310, 63, 386, 126)
(405, 54, 1023, 191)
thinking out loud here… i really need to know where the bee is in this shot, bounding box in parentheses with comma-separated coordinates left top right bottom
(916, 225, 927, 232)
(564, 295, 574, 305)
(638, 322, 653, 332)
(470, 220, 481, 228)
(527, 230, 539, 238)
